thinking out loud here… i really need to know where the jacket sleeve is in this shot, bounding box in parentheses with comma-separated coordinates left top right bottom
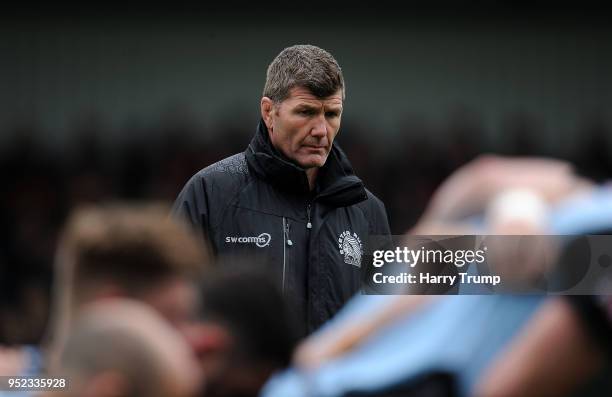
(172, 173, 211, 246)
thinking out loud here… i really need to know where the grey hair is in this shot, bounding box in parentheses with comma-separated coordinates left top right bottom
(263, 44, 345, 102)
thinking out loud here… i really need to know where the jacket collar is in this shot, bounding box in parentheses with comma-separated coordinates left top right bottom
(245, 119, 368, 207)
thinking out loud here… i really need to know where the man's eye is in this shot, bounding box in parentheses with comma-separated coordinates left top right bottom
(325, 112, 339, 118)
(299, 109, 313, 116)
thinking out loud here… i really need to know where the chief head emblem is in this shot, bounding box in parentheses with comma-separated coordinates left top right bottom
(338, 231, 363, 267)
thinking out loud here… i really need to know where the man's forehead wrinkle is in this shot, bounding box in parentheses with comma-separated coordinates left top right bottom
(294, 100, 321, 108)
(287, 87, 342, 103)
(290, 97, 343, 110)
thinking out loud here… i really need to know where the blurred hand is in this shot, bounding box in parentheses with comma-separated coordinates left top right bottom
(293, 325, 365, 369)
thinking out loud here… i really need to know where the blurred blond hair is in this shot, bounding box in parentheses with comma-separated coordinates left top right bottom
(46, 201, 209, 371)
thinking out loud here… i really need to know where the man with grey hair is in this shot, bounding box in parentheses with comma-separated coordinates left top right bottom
(174, 44, 391, 335)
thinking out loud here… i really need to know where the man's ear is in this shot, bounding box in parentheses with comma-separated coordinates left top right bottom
(260, 97, 274, 132)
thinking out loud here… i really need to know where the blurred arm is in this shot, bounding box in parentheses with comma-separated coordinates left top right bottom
(473, 298, 605, 397)
(293, 295, 434, 369)
(412, 155, 587, 234)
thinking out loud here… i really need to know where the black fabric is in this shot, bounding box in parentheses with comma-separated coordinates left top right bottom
(173, 120, 391, 334)
(562, 229, 612, 358)
(342, 371, 456, 397)
(566, 295, 612, 357)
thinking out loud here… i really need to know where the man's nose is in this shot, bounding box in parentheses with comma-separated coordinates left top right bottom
(310, 117, 327, 137)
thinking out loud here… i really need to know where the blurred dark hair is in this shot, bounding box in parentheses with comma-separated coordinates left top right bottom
(198, 263, 299, 368)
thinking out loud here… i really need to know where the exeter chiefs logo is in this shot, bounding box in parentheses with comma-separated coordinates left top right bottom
(338, 231, 363, 267)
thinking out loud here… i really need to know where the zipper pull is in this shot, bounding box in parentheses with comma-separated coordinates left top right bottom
(306, 204, 312, 229)
(285, 219, 293, 246)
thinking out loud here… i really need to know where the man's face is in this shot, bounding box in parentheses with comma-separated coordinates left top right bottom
(262, 86, 343, 169)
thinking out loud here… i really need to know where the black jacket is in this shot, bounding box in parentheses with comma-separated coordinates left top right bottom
(173, 120, 391, 334)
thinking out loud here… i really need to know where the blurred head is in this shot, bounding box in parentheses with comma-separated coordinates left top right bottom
(188, 266, 298, 397)
(55, 299, 202, 397)
(48, 202, 208, 365)
(261, 44, 344, 169)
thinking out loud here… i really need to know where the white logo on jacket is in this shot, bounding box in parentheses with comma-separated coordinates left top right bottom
(225, 233, 271, 248)
(338, 231, 363, 267)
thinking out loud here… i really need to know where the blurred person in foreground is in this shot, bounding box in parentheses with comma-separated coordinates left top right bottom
(263, 155, 611, 397)
(0, 202, 209, 387)
(47, 202, 208, 367)
(43, 298, 201, 397)
(173, 44, 391, 335)
(188, 264, 299, 397)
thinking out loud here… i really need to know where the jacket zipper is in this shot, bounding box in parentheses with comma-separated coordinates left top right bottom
(306, 203, 312, 229)
(282, 217, 292, 293)
(282, 206, 309, 294)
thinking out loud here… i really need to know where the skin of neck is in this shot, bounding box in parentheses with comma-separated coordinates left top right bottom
(306, 168, 318, 191)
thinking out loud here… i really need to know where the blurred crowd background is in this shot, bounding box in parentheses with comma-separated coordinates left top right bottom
(1, 2, 611, 348)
